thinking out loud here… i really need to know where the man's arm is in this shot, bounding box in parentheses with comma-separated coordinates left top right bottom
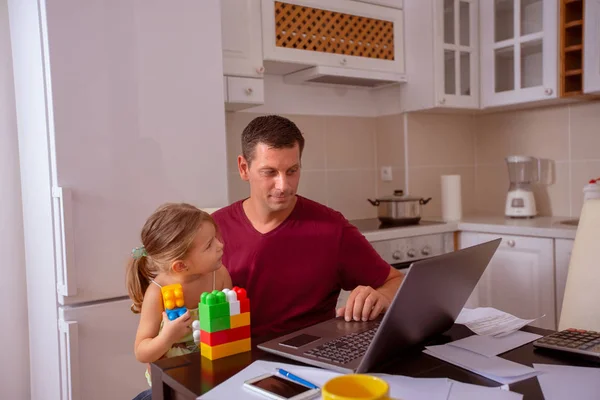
(336, 267, 404, 322)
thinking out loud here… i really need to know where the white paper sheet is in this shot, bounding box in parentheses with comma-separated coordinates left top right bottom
(455, 307, 543, 336)
(448, 331, 542, 357)
(424, 344, 540, 385)
(448, 381, 523, 400)
(534, 363, 600, 400)
(198, 360, 523, 400)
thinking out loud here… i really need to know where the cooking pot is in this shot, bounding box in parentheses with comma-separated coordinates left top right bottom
(367, 190, 432, 225)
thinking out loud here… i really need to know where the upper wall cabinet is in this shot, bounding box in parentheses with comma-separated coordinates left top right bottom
(480, 0, 558, 108)
(584, 0, 600, 93)
(351, 0, 403, 8)
(401, 0, 479, 111)
(221, 0, 265, 110)
(261, 0, 405, 75)
(221, 0, 264, 77)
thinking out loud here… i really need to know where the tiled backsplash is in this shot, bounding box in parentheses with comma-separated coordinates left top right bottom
(475, 101, 600, 218)
(225, 112, 405, 220)
(225, 100, 600, 220)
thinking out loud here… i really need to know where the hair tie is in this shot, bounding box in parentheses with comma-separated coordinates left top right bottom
(131, 246, 148, 260)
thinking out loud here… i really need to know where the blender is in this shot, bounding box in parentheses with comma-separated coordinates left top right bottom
(505, 155, 540, 218)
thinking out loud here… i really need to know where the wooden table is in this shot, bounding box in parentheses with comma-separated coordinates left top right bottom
(150, 325, 598, 400)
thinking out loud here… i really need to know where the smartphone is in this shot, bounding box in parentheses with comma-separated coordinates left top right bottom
(243, 373, 321, 400)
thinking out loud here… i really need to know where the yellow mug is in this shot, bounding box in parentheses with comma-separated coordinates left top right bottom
(321, 374, 391, 400)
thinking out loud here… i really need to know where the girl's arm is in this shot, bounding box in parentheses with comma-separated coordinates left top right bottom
(133, 283, 191, 363)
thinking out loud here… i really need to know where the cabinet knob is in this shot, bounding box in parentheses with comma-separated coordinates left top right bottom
(439, 98, 446, 105)
(245, 87, 253, 95)
(340, 58, 347, 66)
(507, 240, 516, 248)
(545, 88, 553, 96)
(256, 66, 265, 74)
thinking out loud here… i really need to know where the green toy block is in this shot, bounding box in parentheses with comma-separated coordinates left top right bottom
(200, 315, 230, 333)
(198, 291, 230, 329)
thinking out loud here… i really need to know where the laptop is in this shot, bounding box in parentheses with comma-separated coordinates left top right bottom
(258, 239, 501, 373)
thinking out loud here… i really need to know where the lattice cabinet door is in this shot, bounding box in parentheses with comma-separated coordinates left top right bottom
(261, 0, 405, 74)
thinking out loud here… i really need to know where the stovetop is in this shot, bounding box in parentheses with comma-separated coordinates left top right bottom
(350, 218, 447, 233)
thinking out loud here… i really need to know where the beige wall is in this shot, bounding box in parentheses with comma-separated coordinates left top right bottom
(405, 113, 477, 218)
(475, 101, 600, 218)
(225, 112, 405, 220)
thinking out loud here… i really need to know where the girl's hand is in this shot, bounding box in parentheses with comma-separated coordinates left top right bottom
(159, 310, 192, 345)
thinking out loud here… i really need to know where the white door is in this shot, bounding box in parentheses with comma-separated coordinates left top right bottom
(221, 0, 264, 77)
(584, 0, 600, 93)
(434, 0, 479, 108)
(460, 232, 556, 329)
(480, 0, 558, 107)
(554, 238, 574, 325)
(59, 299, 147, 400)
(42, 0, 229, 305)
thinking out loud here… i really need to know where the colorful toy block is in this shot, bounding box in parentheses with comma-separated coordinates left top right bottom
(198, 286, 251, 360)
(230, 312, 250, 329)
(200, 338, 251, 360)
(160, 283, 188, 321)
(200, 325, 251, 346)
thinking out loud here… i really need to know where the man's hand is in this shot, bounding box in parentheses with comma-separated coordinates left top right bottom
(336, 285, 391, 322)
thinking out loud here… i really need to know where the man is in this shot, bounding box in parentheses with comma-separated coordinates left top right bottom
(212, 115, 403, 337)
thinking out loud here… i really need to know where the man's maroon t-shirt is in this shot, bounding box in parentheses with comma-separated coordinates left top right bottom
(212, 196, 391, 337)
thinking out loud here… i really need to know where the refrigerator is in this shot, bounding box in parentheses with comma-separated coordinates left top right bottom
(8, 1, 228, 399)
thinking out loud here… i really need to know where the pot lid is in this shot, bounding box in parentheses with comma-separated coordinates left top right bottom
(375, 190, 426, 202)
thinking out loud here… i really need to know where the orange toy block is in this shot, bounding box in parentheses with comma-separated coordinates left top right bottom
(230, 312, 250, 329)
(200, 325, 250, 346)
(200, 338, 251, 360)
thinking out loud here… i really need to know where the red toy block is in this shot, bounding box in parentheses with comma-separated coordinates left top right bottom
(232, 286, 247, 300)
(200, 325, 251, 346)
(239, 298, 250, 313)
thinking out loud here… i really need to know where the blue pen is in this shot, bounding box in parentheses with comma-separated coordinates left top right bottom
(275, 368, 319, 389)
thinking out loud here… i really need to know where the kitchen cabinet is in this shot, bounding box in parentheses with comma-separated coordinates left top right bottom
(261, 0, 405, 75)
(220, 0, 265, 109)
(221, 0, 264, 78)
(224, 76, 265, 111)
(401, 0, 479, 111)
(554, 238, 574, 325)
(584, 0, 600, 93)
(480, 0, 558, 108)
(352, 0, 403, 9)
(460, 232, 556, 330)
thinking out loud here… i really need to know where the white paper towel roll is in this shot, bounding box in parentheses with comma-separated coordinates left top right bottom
(441, 175, 462, 221)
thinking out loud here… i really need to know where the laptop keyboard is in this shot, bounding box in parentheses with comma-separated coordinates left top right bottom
(303, 322, 380, 364)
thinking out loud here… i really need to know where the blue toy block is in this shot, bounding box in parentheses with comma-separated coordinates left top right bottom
(166, 306, 187, 321)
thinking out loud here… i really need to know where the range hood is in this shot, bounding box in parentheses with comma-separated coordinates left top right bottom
(283, 65, 407, 88)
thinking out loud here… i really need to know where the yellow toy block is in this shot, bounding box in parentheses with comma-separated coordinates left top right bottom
(200, 338, 251, 360)
(230, 312, 250, 329)
(161, 283, 187, 320)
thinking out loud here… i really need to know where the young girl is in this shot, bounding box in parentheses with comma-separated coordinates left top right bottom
(126, 202, 231, 389)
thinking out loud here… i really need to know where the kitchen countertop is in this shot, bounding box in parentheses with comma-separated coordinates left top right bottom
(350, 215, 579, 242)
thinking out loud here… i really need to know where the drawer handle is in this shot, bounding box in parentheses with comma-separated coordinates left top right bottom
(340, 58, 347, 65)
(507, 240, 516, 248)
(245, 87, 253, 95)
(256, 65, 265, 74)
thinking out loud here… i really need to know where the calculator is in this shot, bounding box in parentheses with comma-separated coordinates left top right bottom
(533, 328, 600, 359)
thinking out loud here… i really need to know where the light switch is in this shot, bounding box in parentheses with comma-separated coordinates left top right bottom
(381, 166, 393, 182)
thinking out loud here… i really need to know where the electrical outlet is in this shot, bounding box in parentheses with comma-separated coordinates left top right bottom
(381, 166, 393, 182)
